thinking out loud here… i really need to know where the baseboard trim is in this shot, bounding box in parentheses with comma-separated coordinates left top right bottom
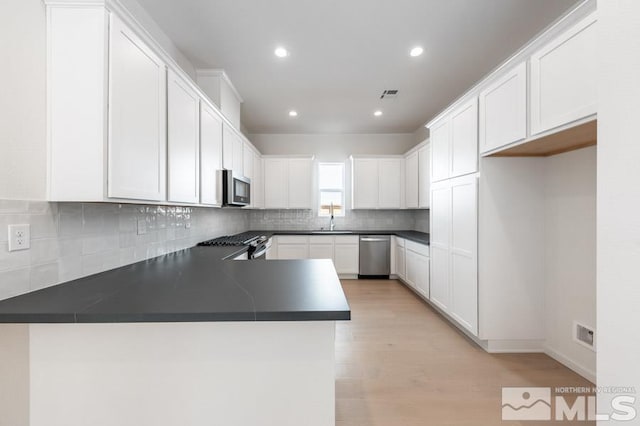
(483, 339, 545, 353)
(544, 345, 596, 383)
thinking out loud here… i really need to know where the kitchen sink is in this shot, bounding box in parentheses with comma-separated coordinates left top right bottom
(310, 230, 354, 234)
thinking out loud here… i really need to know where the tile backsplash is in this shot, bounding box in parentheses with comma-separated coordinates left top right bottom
(0, 200, 249, 301)
(249, 209, 430, 232)
(0, 200, 430, 302)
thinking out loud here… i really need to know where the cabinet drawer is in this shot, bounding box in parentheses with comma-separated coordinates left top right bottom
(334, 235, 359, 245)
(405, 240, 429, 257)
(394, 236, 405, 248)
(276, 235, 309, 244)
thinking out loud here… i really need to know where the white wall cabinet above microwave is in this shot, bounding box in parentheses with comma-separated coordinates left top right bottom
(199, 103, 223, 206)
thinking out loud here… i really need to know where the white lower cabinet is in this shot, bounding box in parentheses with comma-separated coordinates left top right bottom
(393, 237, 406, 280)
(405, 240, 430, 298)
(309, 236, 334, 260)
(430, 174, 478, 336)
(274, 236, 309, 260)
(333, 236, 359, 275)
(269, 235, 359, 276)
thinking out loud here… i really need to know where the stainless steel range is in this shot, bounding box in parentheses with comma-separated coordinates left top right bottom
(198, 232, 271, 259)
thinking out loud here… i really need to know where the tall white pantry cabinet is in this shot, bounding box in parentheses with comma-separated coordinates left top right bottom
(428, 2, 597, 351)
(429, 100, 479, 336)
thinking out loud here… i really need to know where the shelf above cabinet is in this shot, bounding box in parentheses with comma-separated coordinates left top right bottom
(489, 118, 596, 157)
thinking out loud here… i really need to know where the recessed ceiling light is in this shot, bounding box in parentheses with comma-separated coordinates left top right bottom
(410, 46, 424, 57)
(374, 110, 383, 117)
(289, 110, 298, 117)
(275, 47, 289, 58)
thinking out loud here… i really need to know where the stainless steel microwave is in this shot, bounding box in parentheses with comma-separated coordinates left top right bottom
(221, 170, 250, 207)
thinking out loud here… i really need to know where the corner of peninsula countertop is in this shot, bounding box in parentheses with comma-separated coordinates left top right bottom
(0, 245, 351, 324)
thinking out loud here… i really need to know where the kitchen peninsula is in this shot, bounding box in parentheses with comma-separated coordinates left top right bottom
(0, 245, 350, 426)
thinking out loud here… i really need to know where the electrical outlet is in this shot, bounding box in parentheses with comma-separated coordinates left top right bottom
(8, 224, 30, 252)
(137, 219, 147, 235)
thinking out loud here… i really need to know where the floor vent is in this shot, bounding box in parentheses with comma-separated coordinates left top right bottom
(380, 89, 399, 99)
(573, 321, 596, 351)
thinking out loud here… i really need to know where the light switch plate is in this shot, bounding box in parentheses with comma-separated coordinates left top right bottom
(8, 224, 30, 252)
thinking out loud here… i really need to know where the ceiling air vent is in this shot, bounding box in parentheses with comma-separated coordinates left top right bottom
(380, 89, 399, 99)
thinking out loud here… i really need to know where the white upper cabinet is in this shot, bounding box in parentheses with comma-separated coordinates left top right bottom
(243, 143, 254, 180)
(264, 157, 313, 209)
(530, 12, 597, 135)
(232, 133, 244, 175)
(46, 3, 257, 207)
(288, 158, 313, 209)
(430, 119, 450, 183)
(479, 62, 527, 154)
(222, 124, 245, 176)
(378, 158, 403, 209)
(418, 145, 430, 208)
(108, 14, 167, 201)
(222, 124, 233, 170)
(264, 158, 288, 209)
(352, 157, 404, 209)
(352, 158, 379, 209)
(167, 70, 200, 204)
(405, 152, 419, 209)
(199, 103, 223, 206)
(450, 98, 478, 178)
(252, 153, 264, 209)
(430, 98, 478, 183)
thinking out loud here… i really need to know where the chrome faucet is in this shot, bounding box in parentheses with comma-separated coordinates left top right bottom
(329, 202, 335, 231)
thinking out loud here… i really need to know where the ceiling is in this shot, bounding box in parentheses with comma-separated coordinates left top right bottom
(134, 0, 580, 134)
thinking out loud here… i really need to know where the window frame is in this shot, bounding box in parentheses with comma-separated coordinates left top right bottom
(317, 162, 346, 217)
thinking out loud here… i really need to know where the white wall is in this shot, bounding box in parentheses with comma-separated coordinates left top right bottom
(544, 146, 596, 381)
(250, 133, 418, 161)
(597, 0, 640, 415)
(0, 0, 47, 200)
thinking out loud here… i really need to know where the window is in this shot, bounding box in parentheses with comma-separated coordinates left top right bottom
(318, 163, 345, 217)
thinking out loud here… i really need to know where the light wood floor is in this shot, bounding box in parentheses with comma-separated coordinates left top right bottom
(335, 279, 594, 426)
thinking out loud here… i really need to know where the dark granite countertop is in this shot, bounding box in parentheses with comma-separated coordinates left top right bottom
(254, 230, 430, 245)
(0, 246, 350, 324)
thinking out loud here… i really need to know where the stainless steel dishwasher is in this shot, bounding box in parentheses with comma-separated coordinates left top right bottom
(358, 235, 390, 278)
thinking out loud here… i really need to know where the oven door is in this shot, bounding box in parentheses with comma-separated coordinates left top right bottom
(250, 238, 272, 260)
